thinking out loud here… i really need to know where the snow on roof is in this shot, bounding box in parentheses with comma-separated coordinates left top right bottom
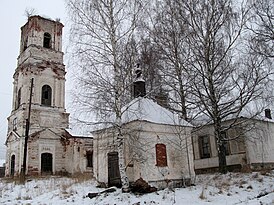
(94, 97, 192, 131)
(122, 97, 192, 126)
(65, 128, 92, 138)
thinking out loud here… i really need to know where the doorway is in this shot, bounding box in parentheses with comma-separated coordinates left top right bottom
(107, 152, 121, 187)
(41, 153, 53, 174)
(10, 155, 15, 176)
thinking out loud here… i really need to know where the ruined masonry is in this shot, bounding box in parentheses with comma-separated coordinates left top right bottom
(5, 16, 93, 176)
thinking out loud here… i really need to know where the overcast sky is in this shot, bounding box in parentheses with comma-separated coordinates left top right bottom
(0, 1, 70, 160)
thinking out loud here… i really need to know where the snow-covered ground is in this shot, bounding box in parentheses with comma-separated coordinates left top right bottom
(0, 171, 273, 205)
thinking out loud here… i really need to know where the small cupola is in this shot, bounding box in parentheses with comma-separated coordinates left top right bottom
(133, 64, 146, 98)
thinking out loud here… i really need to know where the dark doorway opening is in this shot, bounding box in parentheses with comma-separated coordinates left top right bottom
(41, 153, 53, 174)
(10, 155, 15, 176)
(108, 152, 121, 187)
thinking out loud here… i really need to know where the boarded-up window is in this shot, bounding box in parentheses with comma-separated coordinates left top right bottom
(156, 143, 167, 167)
(199, 135, 211, 159)
(228, 128, 245, 154)
(86, 151, 93, 167)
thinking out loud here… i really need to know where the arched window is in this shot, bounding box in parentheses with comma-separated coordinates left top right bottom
(43, 33, 51, 48)
(16, 88, 21, 109)
(155, 143, 167, 167)
(41, 85, 52, 106)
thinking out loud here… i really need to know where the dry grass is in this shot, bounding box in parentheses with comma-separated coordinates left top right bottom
(71, 173, 94, 183)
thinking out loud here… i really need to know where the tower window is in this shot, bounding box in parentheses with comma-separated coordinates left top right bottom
(23, 37, 28, 51)
(17, 88, 21, 109)
(41, 85, 52, 106)
(43, 33, 51, 48)
(13, 118, 17, 131)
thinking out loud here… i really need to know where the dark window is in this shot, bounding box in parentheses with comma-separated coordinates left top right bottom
(17, 88, 21, 109)
(10, 155, 15, 176)
(199, 135, 211, 159)
(13, 118, 17, 131)
(86, 151, 93, 167)
(23, 37, 28, 51)
(220, 131, 230, 155)
(156, 143, 167, 167)
(43, 33, 51, 48)
(41, 85, 52, 106)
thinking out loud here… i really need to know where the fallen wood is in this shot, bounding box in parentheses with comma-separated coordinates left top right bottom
(131, 177, 157, 194)
(87, 187, 117, 199)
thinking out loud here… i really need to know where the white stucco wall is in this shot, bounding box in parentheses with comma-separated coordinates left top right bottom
(5, 135, 23, 177)
(192, 120, 247, 171)
(192, 119, 274, 171)
(93, 121, 194, 188)
(245, 120, 274, 167)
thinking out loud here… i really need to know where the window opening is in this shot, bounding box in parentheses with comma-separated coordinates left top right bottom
(199, 135, 211, 159)
(86, 151, 93, 167)
(41, 85, 52, 106)
(16, 88, 21, 109)
(155, 143, 167, 167)
(13, 118, 17, 131)
(23, 37, 28, 51)
(43, 33, 51, 48)
(10, 155, 15, 176)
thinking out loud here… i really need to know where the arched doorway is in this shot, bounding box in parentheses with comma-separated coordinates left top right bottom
(41, 153, 53, 174)
(10, 155, 15, 176)
(107, 152, 121, 187)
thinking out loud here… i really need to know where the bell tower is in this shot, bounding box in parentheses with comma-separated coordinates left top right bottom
(6, 16, 69, 176)
(8, 15, 68, 134)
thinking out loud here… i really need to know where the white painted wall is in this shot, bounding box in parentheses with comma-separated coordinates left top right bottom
(93, 121, 194, 188)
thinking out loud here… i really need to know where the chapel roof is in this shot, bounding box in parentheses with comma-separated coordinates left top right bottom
(93, 97, 192, 131)
(122, 97, 192, 126)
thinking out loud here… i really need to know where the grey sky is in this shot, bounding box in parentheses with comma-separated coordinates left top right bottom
(0, 1, 69, 160)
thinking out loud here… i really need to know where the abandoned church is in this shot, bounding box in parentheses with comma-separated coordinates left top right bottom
(4, 15, 274, 189)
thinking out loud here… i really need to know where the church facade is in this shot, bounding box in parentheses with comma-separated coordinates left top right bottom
(5, 16, 93, 177)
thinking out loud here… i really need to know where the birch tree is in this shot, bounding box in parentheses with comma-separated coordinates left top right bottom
(149, 0, 190, 120)
(66, 0, 145, 192)
(175, 0, 272, 173)
(249, 0, 274, 59)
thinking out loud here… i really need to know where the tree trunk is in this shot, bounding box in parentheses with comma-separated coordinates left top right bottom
(117, 132, 130, 192)
(215, 120, 227, 174)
